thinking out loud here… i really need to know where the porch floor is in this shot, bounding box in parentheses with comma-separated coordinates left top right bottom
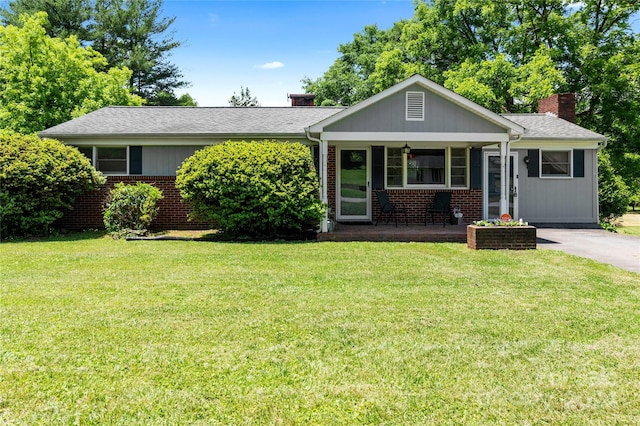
(317, 222, 468, 243)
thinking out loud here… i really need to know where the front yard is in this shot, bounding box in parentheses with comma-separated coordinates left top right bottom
(1, 235, 639, 424)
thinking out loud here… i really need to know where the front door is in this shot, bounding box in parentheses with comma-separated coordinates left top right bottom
(337, 148, 370, 220)
(483, 152, 518, 220)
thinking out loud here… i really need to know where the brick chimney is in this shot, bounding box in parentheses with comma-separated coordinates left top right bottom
(289, 93, 315, 107)
(538, 93, 576, 123)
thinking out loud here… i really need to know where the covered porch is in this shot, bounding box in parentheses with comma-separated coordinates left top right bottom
(305, 75, 526, 234)
(316, 222, 468, 243)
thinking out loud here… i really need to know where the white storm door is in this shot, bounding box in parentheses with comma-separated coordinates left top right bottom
(483, 152, 518, 220)
(337, 148, 370, 221)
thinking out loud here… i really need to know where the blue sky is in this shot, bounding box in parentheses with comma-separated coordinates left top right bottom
(1, 0, 638, 106)
(162, 0, 416, 106)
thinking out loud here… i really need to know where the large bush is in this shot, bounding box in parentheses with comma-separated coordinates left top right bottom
(0, 131, 105, 238)
(103, 182, 163, 237)
(176, 140, 325, 238)
(598, 150, 630, 222)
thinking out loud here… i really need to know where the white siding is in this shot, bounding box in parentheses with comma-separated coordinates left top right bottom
(142, 146, 202, 176)
(325, 84, 506, 134)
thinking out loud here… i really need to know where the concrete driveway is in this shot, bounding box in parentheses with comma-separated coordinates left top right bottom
(537, 228, 640, 273)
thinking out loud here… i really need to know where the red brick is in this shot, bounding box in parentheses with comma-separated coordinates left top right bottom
(56, 176, 211, 231)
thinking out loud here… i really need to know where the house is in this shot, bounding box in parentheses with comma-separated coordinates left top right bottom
(39, 75, 606, 232)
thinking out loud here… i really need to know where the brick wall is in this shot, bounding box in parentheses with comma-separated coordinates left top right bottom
(327, 145, 483, 224)
(374, 189, 482, 224)
(467, 225, 537, 250)
(56, 176, 212, 231)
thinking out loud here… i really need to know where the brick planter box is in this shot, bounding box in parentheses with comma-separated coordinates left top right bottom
(467, 225, 537, 250)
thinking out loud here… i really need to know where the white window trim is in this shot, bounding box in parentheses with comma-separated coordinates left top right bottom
(91, 146, 130, 176)
(384, 147, 403, 189)
(449, 147, 470, 188)
(539, 148, 573, 179)
(406, 91, 425, 121)
(385, 146, 469, 189)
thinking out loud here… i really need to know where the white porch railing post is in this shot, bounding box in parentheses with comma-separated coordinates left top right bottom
(320, 139, 329, 233)
(500, 141, 508, 216)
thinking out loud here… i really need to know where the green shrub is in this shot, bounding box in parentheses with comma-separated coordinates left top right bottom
(599, 220, 618, 233)
(598, 150, 630, 222)
(176, 140, 325, 239)
(103, 182, 163, 237)
(0, 131, 105, 238)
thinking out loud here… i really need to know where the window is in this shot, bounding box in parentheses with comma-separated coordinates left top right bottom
(407, 149, 445, 185)
(96, 147, 127, 174)
(386, 147, 403, 187)
(406, 91, 425, 121)
(450, 148, 467, 187)
(78, 147, 93, 162)
(541, 150, 571, 177)
(386, 147, 468, 188)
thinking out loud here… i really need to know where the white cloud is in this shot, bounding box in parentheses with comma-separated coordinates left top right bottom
(255, 61, 285, 70)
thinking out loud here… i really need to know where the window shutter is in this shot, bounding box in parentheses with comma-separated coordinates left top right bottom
(406, 92, 425, 121)
(573, 149, 584, 177)
(527, 149, 539, 178)
(372, 146, 385, 190)
(470, 148, 482, 189)
(129, 146, 142, 175)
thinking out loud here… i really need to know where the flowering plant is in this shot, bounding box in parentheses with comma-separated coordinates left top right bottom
(472, 220, 529, 227)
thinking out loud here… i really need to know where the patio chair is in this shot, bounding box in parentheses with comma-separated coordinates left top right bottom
(375, 190, 408, 227)
(425, 191, 452, 227)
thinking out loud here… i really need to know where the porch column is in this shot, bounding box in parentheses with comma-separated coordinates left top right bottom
(499, 141, 509, 216)
(320, 139, 329, 233)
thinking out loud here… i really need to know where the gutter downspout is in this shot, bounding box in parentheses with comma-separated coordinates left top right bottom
(306, 129, 329, 233)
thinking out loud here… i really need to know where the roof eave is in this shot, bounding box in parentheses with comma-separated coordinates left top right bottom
(39, 132, 310, 140)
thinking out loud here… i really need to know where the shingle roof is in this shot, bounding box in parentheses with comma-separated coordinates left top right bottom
(502, 113, 605, 141)
(39, 106, 605, 142)
(39, 106, 345, 138)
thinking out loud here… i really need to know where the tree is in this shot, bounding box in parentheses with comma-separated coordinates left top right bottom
(302, 23, 405, 106)
(148, 91, 198, 106)
(598, 150, 630, 222)
(307, 1, 639, 112)
(91, 0, 188, 101)
(228, 86, 259, 107)
(0, 0, 92, 40)
(0, 13, 143, 134)
(0, 131, 105, 238)
(0, 0, 189, 103)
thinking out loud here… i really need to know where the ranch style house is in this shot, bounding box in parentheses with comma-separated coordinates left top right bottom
(39, 75, 607, 232)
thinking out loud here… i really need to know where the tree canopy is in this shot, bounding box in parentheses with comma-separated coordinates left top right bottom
(1, 0, 190, 104)
(303, 0, 640, 210)
(0, 12, 143, 134)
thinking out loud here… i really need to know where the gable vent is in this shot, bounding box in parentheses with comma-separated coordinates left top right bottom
(406, 91, 425, 121)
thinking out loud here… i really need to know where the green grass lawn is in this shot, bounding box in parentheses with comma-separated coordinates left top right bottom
(1, 234, 639, 424)
(618, 210, 640, 236)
